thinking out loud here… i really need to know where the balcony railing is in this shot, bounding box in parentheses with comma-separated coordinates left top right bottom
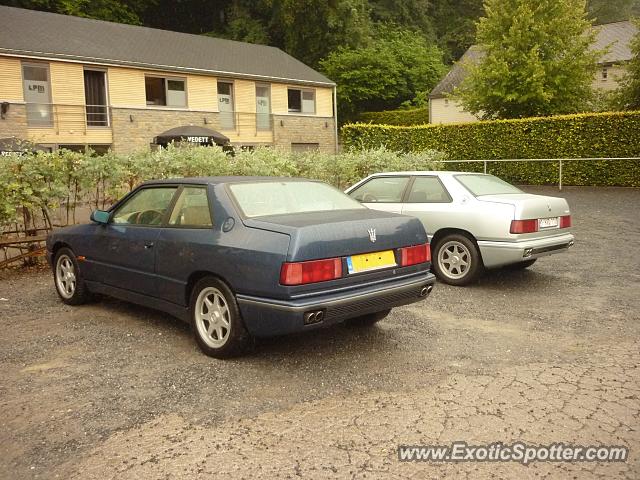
(25, 103, 110, 131)
(22, 104, 275, 136)
(218, 111, 273, 134)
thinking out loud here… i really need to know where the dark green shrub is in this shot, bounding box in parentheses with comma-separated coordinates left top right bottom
(342, 111, 640, 186)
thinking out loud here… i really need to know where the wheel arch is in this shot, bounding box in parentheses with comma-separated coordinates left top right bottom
(431, 227, 477, 248)
(185, 270, 234, 306)
(431, 227, 484, 262)
(51, 241, 73, 258)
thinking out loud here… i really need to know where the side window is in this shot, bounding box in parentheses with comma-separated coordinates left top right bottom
(406, 177, 452, 203)
(349, 177, 409, 203)
(168, 187, 213, 227)
(112, 187, 177, 225)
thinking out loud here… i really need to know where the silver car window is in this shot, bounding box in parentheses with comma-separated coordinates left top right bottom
(349, 176, 410, 203)
(455, 174, 523, 196)
(407, 177, 452, 203)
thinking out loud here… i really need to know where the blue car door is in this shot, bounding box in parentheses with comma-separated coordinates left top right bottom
(93, 186, 178, 297)
(154, 185, 217, 305)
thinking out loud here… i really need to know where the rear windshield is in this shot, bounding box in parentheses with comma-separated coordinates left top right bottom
(229, 181, 365, 218)
(455, 174, 523, 196)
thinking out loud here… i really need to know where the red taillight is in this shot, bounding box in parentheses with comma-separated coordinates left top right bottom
(280, 258, 343, 286)
(560, 215, 572, 228)
(400, 243, 431, 266)
(510, 219, 539, 234)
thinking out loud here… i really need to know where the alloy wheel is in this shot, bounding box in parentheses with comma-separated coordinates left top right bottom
(438, 240, 471, 280)
(195, 287, 231, 348)
(55, 254, 76, 299)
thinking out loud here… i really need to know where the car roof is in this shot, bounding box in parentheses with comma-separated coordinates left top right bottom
(367, 171, 487, 176)
(141, 176, 314, 186)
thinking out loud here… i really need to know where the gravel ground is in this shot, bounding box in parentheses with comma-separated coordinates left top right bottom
(0, 186, 639, 479)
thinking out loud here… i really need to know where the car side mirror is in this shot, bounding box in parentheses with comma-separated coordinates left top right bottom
(90, 210, 110, 224)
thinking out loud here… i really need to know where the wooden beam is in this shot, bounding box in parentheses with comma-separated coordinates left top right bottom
(0, 235, 47, 247)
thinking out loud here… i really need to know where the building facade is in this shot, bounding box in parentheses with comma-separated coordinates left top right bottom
(0, 6, 337, 153)
(429, 21, 638, 124)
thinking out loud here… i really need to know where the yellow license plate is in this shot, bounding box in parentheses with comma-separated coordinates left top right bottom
(347, 250, 396, 274)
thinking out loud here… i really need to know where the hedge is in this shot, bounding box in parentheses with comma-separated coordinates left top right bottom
(359, 108, 429, 125)
(0, 145, 444, 231)
(342, 111, 640, 186)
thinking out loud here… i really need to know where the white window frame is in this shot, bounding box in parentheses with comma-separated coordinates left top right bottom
(83, 67, 111, 128)
(144, 75, 188, 108)
(287, 87, 316, 114)
(21, 61, 53, 128)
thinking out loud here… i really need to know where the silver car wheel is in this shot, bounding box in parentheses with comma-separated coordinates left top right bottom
(55, 254, 76, 299)
(438, 240, 471, 280)
(195, 287, 231, 349)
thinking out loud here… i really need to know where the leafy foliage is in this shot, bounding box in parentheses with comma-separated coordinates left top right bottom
(428, 0, 485, 62)
(341, 111, 640, 186)
(0, 146, 443, 229)
(6, 0, 146, 24)
(455, 0, 601, 119)
(320, 26, 446, 120)
(587, 0, 640, 24)
(616, 18, 640, 109)
(359, 108, 430, 125)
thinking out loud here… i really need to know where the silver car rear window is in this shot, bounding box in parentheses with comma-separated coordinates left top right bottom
(229, 181, 365, 218)
(455, 174, 523, 196)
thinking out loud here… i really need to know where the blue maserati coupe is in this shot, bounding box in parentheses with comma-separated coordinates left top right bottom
(47, 177, 436, 358)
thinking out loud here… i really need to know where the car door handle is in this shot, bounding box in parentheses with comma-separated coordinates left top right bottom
(144, 242, 154, 249)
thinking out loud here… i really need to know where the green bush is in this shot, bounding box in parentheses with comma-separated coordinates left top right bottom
(0, 145, 444, 230)
(360, 108, 429, 125)
(342, 111, 640, 186)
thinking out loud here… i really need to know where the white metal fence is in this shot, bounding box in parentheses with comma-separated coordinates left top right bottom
(435, 157, 640, 190)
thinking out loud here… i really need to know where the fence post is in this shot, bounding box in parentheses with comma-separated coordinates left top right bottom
(483, 160, 487, 174)
(559, 159, 563, 191)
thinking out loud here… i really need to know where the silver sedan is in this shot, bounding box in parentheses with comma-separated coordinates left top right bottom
(345, 172, 575, 285)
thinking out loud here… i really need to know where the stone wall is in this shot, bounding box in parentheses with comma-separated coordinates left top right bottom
(1, 104, 338, 154)
(0, 103, 28, 140)
(110, 107, 221, 153)
(273, 115, 336, 153)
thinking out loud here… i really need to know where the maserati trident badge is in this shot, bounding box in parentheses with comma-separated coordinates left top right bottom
(368, 228, 377, 243)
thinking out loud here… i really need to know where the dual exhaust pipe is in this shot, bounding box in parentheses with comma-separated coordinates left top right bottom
(304, 310, 325, 325)
(304, 284, 432, 325)
(419, 285, 433, 297)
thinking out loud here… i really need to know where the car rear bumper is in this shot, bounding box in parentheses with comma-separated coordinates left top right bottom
(236, 271, 436, 337)
(478, 232, 575, 268)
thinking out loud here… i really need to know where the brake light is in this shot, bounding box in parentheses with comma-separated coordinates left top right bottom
(280, 258, 343, 285)
(559, 215, 572, 228)
(510, 219, 538, 234)
(400, 243, 431, 266)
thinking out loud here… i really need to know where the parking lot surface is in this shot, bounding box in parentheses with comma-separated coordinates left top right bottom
(1, 186, 639, 479)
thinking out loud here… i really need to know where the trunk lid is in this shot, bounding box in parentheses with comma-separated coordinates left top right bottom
(243, 208, 427, 261)
(478, 193, 571, 237)
(478, 194, 570, 219)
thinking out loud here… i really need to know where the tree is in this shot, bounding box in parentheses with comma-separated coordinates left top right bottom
(616, 18, 640, 109)
(266, 0, 372, 68)
(455, 0, 600, 119)
(369, 0, 436, 40)
(428, 0, 485, 62)
(6, 0, 147, 24)
(320, 26, 445, 119)
(587, 0, 640, 24)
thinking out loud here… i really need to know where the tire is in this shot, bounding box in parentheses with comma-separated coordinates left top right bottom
(433, 234, 483, 286)
(189, 276, 251, 358)
(53, 247, 91, 305)
(346, 309, 391, 327)
(507, 259, 537, 270)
